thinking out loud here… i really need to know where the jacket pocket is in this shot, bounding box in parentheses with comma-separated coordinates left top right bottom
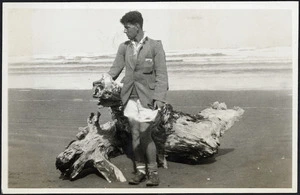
(148, 82, 155, 89)
(143, 58, 154, 74)
(147, 75, 156, 90)
(143, 66, 153, 74)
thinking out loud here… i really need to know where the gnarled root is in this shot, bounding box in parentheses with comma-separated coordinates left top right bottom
(56, 77, 245, 183)
(56, 112, 126, 182)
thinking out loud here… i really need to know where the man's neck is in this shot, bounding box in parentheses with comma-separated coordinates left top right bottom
(133, 31, 144, 43)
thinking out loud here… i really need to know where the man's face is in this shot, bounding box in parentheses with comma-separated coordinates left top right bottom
(123, 23, 138, 40)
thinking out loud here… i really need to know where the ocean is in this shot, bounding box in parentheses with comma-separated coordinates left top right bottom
(7, 46, 293, 90)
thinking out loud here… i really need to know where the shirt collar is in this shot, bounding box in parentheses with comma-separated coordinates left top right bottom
(131, 32, 148, 46)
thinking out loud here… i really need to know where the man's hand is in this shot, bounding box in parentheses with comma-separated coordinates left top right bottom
(154, 100, 165, 110)
(93, 73, 112, 87)
(93, 79, 102, 87)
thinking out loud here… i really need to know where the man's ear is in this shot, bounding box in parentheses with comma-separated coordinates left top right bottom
(135, 23, 141, 29)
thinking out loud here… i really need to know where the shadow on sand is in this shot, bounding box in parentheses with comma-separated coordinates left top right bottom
(59, 148, 235, 181)
(166, 148, 235, 165)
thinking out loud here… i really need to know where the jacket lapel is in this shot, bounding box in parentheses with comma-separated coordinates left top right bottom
(136, 37, 151, 67)
(127, 44, 136, 70)
(126, 37, 150, 70)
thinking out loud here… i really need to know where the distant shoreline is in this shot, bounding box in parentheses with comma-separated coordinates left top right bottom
(6, 46, 293, 91)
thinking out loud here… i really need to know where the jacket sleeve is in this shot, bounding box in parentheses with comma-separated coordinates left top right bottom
(108, 43, 126, 80)
(153, 40, 169, 102)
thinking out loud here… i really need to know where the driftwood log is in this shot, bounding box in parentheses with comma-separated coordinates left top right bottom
(56, 75, 244, 182)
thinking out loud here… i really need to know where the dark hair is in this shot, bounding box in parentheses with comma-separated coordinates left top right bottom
(120, 11, 143, 29)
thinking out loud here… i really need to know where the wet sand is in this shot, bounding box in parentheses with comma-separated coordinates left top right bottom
(6, 89, 293, 189)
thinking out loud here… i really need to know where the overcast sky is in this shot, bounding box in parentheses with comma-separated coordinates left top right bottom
(5, 3, 295, 58)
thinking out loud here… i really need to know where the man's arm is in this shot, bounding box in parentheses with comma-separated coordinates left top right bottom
(153, 40, 169, 106)
(108, 43, 126, 80)
(93, 43, 126, 86)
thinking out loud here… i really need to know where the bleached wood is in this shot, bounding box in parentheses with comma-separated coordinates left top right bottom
(56, 77, 244, 182)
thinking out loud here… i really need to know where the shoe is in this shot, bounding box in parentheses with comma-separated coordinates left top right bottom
(146, 172, 159, 186)
(128, 171, 146, 185)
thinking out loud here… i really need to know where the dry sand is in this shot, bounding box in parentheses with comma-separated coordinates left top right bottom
(6, 89, 293, 189)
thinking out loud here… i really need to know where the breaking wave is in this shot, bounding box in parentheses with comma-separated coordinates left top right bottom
(8, 46, 292, 75)
(7, 46, 293, 90)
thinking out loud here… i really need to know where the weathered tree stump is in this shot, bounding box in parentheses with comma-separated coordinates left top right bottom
(55, 112, 126, 182)
(56, 75, 244, 182)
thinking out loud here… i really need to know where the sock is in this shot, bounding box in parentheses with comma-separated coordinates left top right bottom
(136, 162, 146, 174)
(147, 162, 158, 174)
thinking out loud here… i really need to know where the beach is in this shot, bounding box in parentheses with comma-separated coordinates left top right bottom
(5, 45, 295, 191)
(3, 4, 297, 192)
(7, 89, 293, 189)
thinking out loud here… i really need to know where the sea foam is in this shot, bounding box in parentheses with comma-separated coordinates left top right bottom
(7, 46, 293, 90)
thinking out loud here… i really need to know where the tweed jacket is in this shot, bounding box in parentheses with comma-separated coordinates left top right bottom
(108, 37, 169, 108)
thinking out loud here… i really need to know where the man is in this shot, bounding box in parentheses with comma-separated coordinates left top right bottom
(94, 11, 168, 186)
